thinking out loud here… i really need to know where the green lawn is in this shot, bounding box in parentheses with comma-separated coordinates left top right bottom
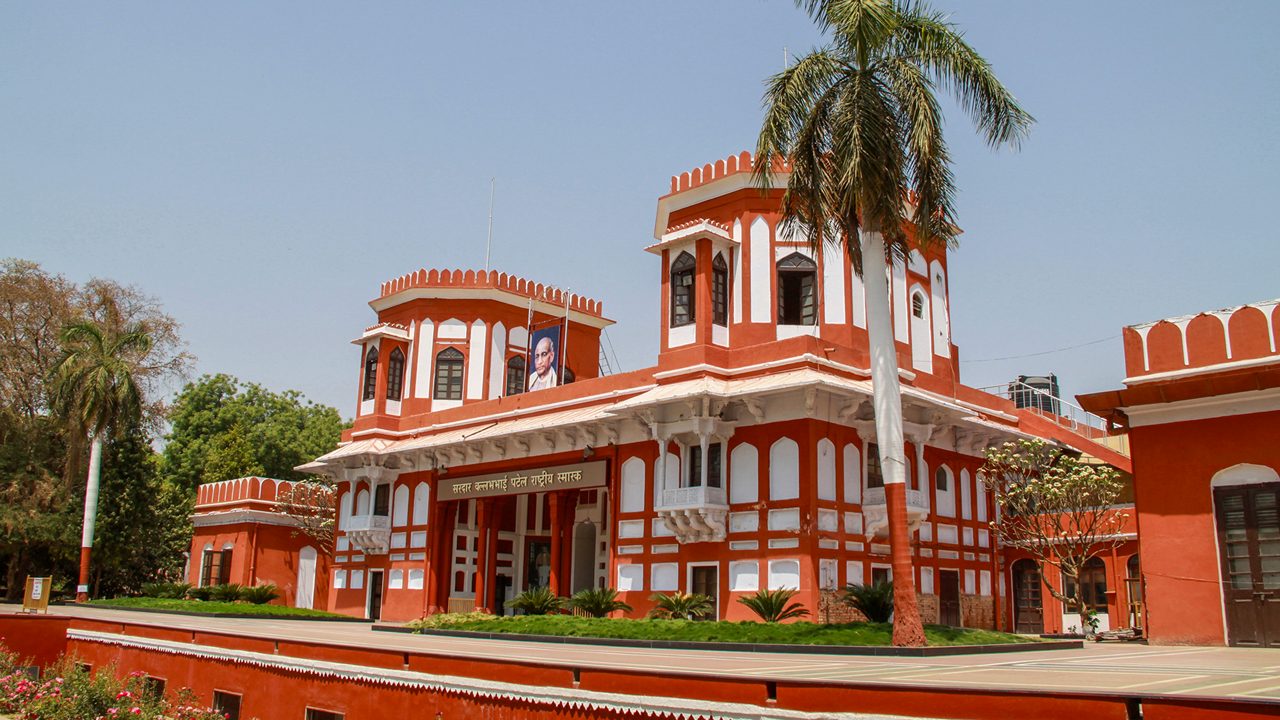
(90, 597, 352, 618)
(408, 613, 1038, 646)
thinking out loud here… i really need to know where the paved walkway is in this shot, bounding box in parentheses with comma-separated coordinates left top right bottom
(25, 605, 1280, 703)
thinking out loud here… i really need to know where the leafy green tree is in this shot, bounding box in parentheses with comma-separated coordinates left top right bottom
(90, 424, 193, 597)
(980, 439, 1129, 637)
(52, 318, 153, 601)
(0, 260, 191, 601)
(753, 0, 1033, 646)
(162, 374, 345, 488)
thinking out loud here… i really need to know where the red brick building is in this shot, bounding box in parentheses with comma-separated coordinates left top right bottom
(1080, 298, 1280, 646)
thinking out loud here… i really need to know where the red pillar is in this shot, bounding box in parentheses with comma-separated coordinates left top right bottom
(485, 509, 499, 611)
(548, 494, 562, 595)
(559, 493, 578, 594)
(475, 500, 491, 612)
(431, 501, 456, 614)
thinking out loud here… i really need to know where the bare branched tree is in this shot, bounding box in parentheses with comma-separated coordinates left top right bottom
(980, 439, 1129, 636)
(273, 477, 337, 554)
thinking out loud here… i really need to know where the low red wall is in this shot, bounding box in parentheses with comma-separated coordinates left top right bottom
(0, 614, 69, 668)
(52, 617, 1279, 720)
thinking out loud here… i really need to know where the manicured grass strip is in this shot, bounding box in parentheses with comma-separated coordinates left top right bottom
(90, 597, 351, 618)
(408, 614, 1038, 646)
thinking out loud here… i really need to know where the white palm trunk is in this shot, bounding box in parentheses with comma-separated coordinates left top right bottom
(77, 434, 103, 601)
(860, 228, 926, 645)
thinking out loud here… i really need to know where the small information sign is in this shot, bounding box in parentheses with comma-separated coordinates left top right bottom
(23, 576, 52, 614)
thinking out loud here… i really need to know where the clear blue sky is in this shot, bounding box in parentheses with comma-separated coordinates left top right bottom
(4, 1, 1278, 416)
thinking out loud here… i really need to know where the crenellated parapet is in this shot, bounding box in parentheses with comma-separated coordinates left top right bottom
(1123, 298, 1280, 381)
(378, 268, 605, 319)
(666, 150, 790, 195)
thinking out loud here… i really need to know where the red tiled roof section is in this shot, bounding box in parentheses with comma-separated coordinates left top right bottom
(378, 269, 606, 318)
(668, 151, 790, 195)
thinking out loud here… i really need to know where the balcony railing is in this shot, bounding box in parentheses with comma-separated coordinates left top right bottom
(862, 487, 929, 511)
(346, 514, 391, 554)
(862, 486, 929, 539)
(658, 484, 727, 510)
(655, 484, 728, 544)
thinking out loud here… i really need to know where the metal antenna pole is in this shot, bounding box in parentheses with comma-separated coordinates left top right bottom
(484, 177, 495, 271)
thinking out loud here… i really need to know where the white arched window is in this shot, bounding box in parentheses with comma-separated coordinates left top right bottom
(392, 484, 410, 527)
(934, 466, 956, 517)
(769, 438, 800, 500)
(620, 457, 646, 513)
(338, 491, 353, 531)
(412, 483, 429, 525)
(817, 439, 836, 501)
(843, 443, 861, 504)
(909, 284, 933, 373)
(729, 443, 759, 504)
(355, 488, 370, 516)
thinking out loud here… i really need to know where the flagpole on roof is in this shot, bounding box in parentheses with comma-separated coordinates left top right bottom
(484, 177, 495, 271)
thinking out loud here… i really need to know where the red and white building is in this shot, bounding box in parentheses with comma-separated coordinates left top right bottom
(263, 151, 1130, 628)
(1080, 298, 1280, 646)
(187, 477, 331, 610)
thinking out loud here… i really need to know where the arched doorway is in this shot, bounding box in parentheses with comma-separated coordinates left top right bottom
(1012, 559, 1043, 634)
(296, 546, 317, 609)
(1212, 464, 1280, 647)
(571, 522, 597, 594)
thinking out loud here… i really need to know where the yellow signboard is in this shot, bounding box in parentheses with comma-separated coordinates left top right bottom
(23, 576, 52, 614)
(437, 460, 606, 501)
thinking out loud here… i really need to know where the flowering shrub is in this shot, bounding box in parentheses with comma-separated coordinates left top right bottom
(0, 642, 225, 720)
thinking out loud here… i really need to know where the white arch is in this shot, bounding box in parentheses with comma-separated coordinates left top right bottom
(817, 438, 836, 501)
(620, 456, 646, 513)
(842, 443, 861, 504)
(960, 468, 973, 520)
(909, 282, 933, 374)
(1211, 463, 1280, 488)
(907, 249, 927, 275)
(934, 465, 956, 518)
(730, 442, 759, 504)
(338, 490, 352, 531)
(355, 488, 370, 516)
(412, 482, 429, 525)
(769, 437, 800, 500)
(749, 216, 771, 322)
(929, 260, 951, 357)
(296, 546, 317, 609)
(392, 484, 410, 526)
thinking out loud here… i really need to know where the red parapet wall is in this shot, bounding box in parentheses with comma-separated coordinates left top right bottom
(1124, 300, 1279, 379)
(377, 268, 606, 319)
(0, 614, 70, 668)
(45, 617, 1278, 720)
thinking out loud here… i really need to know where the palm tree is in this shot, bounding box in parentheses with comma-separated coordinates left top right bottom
(754, 0, 1032, 646)
(52, 319, 152, 601)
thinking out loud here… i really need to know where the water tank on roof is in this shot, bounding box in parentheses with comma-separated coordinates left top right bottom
(1010, 374, 1061, 415)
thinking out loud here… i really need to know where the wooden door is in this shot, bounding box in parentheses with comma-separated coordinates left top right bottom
(1012, 560, 1044, 634)
(691, 566, 719, 620)
(368, 570, 384, 622)
(939, 570, 961, 627)
(1215, 484, 1280, 647)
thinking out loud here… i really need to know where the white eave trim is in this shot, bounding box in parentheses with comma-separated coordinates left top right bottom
(1123, 353, 1280, 385)
(190, 509, 302, 528)
(370, 287, 614, 329)
(653, 172, 788, 239)
(1122, 387, 1280, 428)
(645, 221, 735, 255)
(351, 324, 411, 345)
(345, 385, 658, 441)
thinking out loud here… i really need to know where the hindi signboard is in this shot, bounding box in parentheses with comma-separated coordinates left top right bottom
(437, 460, 606, 501)
(23, 576, 52, 614)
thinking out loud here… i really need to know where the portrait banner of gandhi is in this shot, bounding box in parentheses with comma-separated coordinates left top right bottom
(527, 324, 562, 391)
